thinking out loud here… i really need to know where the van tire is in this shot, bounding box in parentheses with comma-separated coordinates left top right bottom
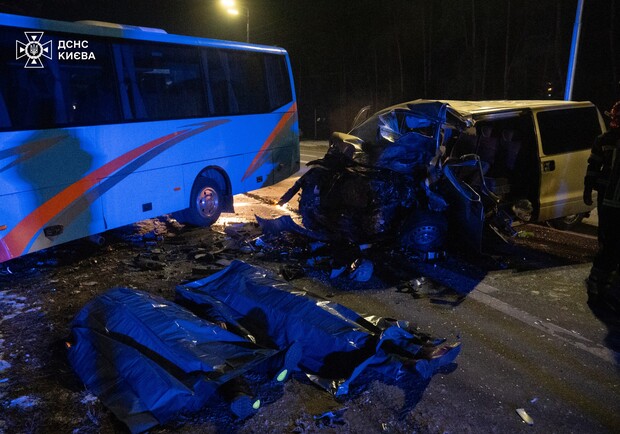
(400, 210, 448, 252)
(546, 213, 584, 231)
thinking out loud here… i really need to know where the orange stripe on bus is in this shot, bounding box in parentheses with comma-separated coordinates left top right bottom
(242, 103, 297, 182)
(0, 119, 229, 262)
(1, 131, 182, 260)
(1, 120, 226, 261)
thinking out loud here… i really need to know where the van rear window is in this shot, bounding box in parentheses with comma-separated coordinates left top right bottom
(537, 106, 602, 155)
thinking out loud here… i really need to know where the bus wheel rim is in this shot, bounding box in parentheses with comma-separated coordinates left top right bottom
(196, 186, 219, 218)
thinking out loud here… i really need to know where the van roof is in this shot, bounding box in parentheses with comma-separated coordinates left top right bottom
(438, 100, 594, 116)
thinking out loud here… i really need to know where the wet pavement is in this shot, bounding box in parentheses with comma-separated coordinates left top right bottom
(246, 141, 620, 432)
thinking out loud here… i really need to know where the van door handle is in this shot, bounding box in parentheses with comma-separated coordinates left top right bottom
(543, 160, 555, 172)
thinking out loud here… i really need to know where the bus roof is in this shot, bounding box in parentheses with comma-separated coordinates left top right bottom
(0, 11, 288, 55)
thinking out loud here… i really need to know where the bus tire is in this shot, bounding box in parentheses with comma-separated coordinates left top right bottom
(183, 177, 223, 227)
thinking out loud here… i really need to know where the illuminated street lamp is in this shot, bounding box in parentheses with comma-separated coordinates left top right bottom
(220, 0, 250, 43)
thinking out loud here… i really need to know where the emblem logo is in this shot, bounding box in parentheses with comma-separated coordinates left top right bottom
(16, 32, 52, 68)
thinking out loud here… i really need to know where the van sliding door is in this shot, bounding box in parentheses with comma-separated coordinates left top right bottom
(535, 106, 603, 221)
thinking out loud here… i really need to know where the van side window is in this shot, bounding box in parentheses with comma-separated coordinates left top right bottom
(537, 106, 602, 155)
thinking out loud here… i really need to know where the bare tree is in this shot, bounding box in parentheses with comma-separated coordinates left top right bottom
(554, 0, 566, 96)
(480, 3, 490, 97)
(422, 1, 433, 97)
(503, 0, 511, 98)
(393, 6, 404, 98)
(611, 0, 618, 97)
(471, 0, 477, 97)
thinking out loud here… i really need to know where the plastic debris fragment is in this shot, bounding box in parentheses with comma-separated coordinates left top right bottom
(349, 258, 374, 282)
(314, 408, 348, 427)
(516, 408, 534, 425)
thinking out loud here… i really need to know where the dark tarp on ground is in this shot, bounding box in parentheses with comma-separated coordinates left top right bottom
(67, 287, 280, 433)
(68, 262, 460, 432)
(177, 260, 461, 396)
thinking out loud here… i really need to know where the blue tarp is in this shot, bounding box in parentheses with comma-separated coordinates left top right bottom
(68, 261, 460, 433)
(67, 288, 281, 433)
(177, 260, 461, 396)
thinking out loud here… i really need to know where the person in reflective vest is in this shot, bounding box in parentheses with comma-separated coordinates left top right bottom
(583, 100, 620, 311)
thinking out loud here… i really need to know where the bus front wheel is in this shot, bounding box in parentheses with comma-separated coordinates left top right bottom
(182, 177, 223, 227)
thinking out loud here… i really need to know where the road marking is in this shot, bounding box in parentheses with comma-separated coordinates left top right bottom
(300, 152, 323, 161)
(470, 283, 619, 365)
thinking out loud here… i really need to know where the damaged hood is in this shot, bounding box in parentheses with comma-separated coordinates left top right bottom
(373, 99, 471, 125)
(346, 99, 472, 173)
(350, 99, 471, 144)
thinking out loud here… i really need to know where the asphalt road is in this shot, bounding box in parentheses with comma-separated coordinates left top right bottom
(3, 140, 614, 433)
(242, 140, 620, 433)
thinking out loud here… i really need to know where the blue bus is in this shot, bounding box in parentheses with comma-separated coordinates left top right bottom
(0, 13, 299, 263)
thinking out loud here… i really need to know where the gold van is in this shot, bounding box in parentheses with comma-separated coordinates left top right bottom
(289, 100, 605, 253)
(442, 100, 605, 230)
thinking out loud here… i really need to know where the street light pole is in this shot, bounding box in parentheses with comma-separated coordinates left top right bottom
(244, 6, 249, 43)
(220, 0, 250, 43)
(564, 0, 584, 101)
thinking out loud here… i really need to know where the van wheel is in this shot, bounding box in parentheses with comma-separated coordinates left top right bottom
(180, 178, 223, 227)
(400, 210, 448, 252)
(546, 213, 584, 231)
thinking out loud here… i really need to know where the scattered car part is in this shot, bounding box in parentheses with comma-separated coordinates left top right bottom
(516, 408, 534, 425)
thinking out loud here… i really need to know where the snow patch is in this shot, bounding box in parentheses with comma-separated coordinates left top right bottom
(0, 290, 41, 324)
(9, 395, 39, 409)
(80, 393, 98, 404)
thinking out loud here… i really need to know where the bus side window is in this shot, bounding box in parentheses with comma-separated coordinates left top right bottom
(13, 68, 57, 128)
(0, 28, 56, 129)
(63, 41, 121, 125)
(127, 43, 206, 120)
(264, 55, 292, 110)
(228, 51, 268, 114)
(0, 27, 123, 129)
(208, 49, 240, 115)
(119, 44, 148, 120)
(0, 90, 9, 129)
(205, 49, 290, 116)
(200, 50, 215, 115)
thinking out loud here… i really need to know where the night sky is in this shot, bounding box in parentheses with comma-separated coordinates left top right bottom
(1, 0, 618, 138)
